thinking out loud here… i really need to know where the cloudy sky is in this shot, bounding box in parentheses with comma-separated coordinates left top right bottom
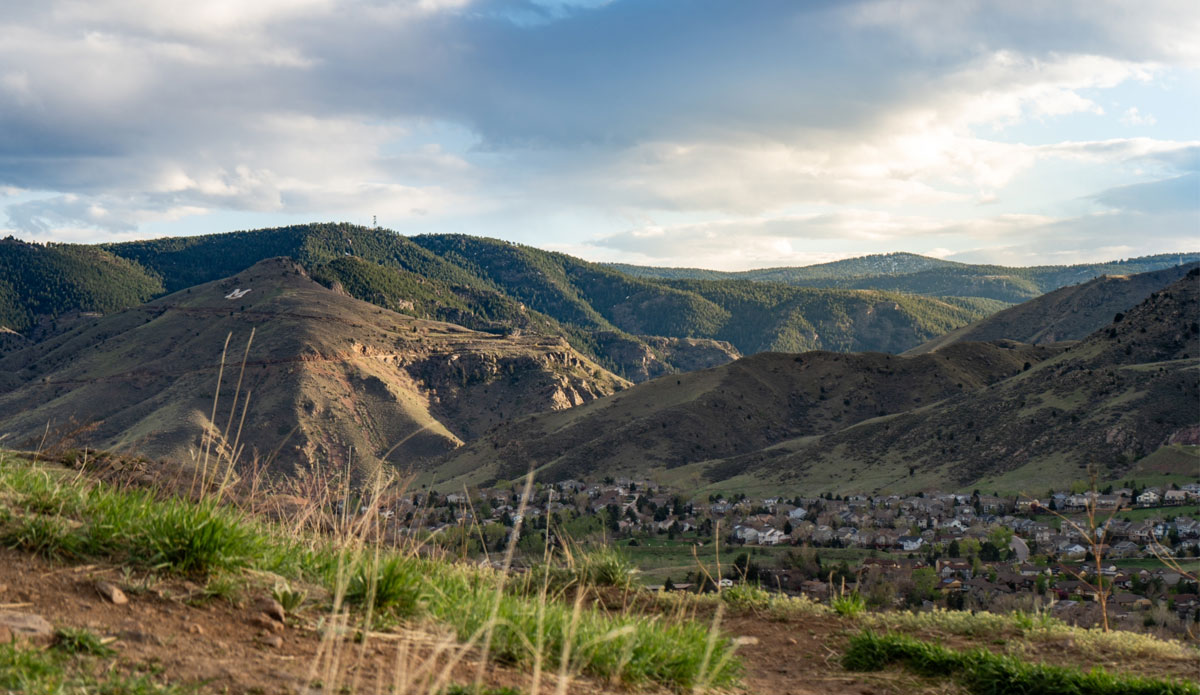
(1, 0, 1196, 269)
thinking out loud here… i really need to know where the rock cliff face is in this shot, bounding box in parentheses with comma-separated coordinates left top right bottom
(0, 257, 627, 478)
(595, 332, 740, 382)
(640, 336, 741, 373)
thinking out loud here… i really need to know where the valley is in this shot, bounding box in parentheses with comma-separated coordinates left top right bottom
(0, 227, 1197, 695)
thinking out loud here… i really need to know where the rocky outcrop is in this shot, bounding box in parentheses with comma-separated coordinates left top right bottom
(641, 336, 740, 373)
(595, 332, 740, 382)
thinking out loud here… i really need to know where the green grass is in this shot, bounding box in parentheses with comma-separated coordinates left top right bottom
(1112, 558, 1200, 573)
(524, 545, 639, 594)
(0, 640, 183, 695)
(343, 553, 430, 617)
(52, 628, 116, 657)
(616, 536, 893, 585)
(843, 631, 1199, 695)
(1111, 505, 1200, 522)
(0, 452, 738, 691)
(832, 592, 866, 618)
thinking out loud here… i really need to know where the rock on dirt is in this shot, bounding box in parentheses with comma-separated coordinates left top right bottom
(253, 597, 286, 623)
(94, 581, 128, 605)
(0, 611, 54, 644)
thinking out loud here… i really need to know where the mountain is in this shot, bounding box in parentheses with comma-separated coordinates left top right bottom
(3, 225, 1008, 381)
(609, 252, 1200, 303)
(431, 270, 1200, 495)
(652, 278, 1010, 354)
(906, 263, 1200, 354)
(430, 340, 1062, 489)
(0, 257, 627, 477)
(0, 237, 164, 336)
(608, 252, 964, 281)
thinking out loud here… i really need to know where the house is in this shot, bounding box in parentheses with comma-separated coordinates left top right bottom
(1110, 540, 1140, 558)
(1137, 490, 1161, 506)
(758, 527, 787, 546)
(788, 507, 808, 521)
(938, 560, 973, 580)
(733, 525, 760, 544)
(1164, 489, 1188, 505)
(897, 536, 925, 552)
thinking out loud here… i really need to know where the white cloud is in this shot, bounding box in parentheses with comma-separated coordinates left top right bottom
(0, 0, 1195, 265)
(1120, 107, 1158, 126)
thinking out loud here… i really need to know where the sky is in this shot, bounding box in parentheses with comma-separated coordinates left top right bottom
(0, 0, 1197, 270)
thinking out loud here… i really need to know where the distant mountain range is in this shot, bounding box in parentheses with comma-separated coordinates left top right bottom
(1, 225, 1195, 493)
(431, 268, 1200, 495)
(609, 251, 1200, 303)
(1, 225, 1102, 381)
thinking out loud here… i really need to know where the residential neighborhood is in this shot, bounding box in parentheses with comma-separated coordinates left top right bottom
(355, 477, 1200, 635)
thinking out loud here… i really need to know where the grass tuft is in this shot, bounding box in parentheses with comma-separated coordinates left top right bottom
(832, 592, 866, 618)
(343, 554, 430, 617)
(135, 499, 261, 575)
(53, 627, 115, 657)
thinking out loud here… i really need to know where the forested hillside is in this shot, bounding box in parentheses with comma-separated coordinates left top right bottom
(95, 226, 1011, 376)
(0, 237, 163, 333)
(612, 252, 1200, 303)
(6, 224, 1187, 382)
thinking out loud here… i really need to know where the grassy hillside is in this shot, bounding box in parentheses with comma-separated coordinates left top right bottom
(432, 340, 1062, 488)
(0, 237, 164, 334)
(434, 270, 1200, 496)
(723, 270, 1200, 495)
(908, 263, 1200, 354)
(660, 278, 1007, 353)
(94, 225, 730, 379)
(411, 234, 1006, 357)
(0, 257, 626, 476)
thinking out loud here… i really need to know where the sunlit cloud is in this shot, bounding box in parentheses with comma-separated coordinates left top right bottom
(0, 0, 1195, 267)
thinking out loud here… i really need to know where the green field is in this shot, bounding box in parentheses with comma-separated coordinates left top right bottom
(1112, 505, 1200, 522)
(1112, 558, 1200, 573)
(614, 536, 900, 585)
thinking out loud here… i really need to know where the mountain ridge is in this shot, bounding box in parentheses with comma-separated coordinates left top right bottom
(431, 269, 1200, 495)
(0, 257, 627, 476)
(2, 225, 1024, 381)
